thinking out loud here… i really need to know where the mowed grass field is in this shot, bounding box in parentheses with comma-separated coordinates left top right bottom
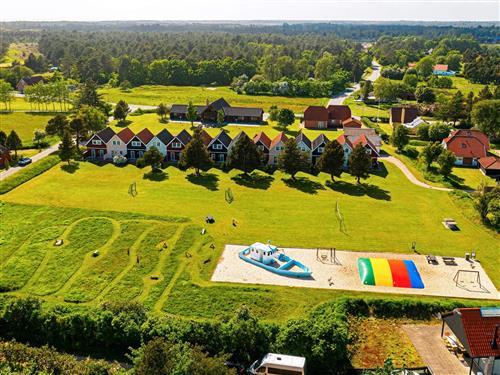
(1, 159, 498, 293)
(112, 113, 343, 140)
(0, 112, 59, 145)
(100, 85, 329, 113)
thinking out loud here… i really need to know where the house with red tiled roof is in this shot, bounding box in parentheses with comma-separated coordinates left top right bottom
(269, 132, 288, 165)
(337, 132, 380, 168)
(433, 64, 456, 76)
(302, 106, 329, 129)
(85, 127, 116, 160)
(342, 117, 362, 129)
(441, 307, 500, 374)
(106, 127, 134, 160)
(442, 129, 490, 167)
(126, 128, 153, 160)
(327, 105, 352, 127)
(478, 156, 500, 180)
(254, 131, 272, 163)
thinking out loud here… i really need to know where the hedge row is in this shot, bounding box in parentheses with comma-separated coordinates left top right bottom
(0, 296, 481, 374)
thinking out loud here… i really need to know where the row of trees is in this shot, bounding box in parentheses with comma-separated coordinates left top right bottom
(137, 128, 373, 185)
(24, 81, 73, 112)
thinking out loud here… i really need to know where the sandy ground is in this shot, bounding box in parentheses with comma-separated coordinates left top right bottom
(212, 245, 499, 300)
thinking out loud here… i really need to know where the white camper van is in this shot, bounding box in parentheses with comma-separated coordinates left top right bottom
(249, 353, 306, 375)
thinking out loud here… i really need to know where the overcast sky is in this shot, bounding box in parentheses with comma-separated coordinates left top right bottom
(2, 0, 499, 22)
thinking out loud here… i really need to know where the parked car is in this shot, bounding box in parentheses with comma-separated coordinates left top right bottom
(17, 157, 32, 166)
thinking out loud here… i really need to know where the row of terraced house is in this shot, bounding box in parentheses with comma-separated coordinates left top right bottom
(85, 126, 382, 167)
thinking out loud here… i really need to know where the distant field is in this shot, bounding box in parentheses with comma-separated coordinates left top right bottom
(343, 96, 390, 118)
(100, 85, 329, 113)
(1, 97, 73, 112)
(0, 113, 59, 146)
(0, 43, 39, 68)
(112, 113, 343, 140)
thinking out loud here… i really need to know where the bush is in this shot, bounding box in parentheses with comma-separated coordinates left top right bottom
(402, 145, 419, 159)
(428, 123, 451, 141)
(416, 123, 430, 140)
(415, 86, 436, 103)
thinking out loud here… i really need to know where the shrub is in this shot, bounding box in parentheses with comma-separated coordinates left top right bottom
(416, 123, 430, 140)
(402, 145, 419, 159)
(428, 123, 451, 141)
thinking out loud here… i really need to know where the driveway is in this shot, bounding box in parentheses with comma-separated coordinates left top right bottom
(328, 60, 381, 106)
(0, 143, 60, 180)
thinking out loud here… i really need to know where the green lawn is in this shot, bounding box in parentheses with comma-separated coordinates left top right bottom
(344, 96, 390, 118)
(0, 43, 39, 68)
(100, 85, 329, 113)
(1, 160, 498, 298)
(112, 113, 343, 140)
(0, 112, 59, 146)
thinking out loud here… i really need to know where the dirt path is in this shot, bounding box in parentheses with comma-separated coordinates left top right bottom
(381, 156, 452, 192)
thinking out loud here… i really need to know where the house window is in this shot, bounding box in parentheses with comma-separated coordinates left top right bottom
(131, 141, 141, 147)
(300, 146, 307, 152)
(213, 143, 223, 150)
(112, 140, 120, 146)
(366, 149, 371, 154)
(172, 142, 182, 149)
(92, 139, 102, 145)
(276, 146, 282, 151)
(318, 147, 324, 153)
(273, 156, 277, 164)
(156, 142, 161, 147)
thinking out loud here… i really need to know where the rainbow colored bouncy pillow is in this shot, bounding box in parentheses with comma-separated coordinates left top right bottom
(358, 258, 424, 289)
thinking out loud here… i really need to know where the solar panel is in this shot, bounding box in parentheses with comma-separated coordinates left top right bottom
(480, 307, 500, 318)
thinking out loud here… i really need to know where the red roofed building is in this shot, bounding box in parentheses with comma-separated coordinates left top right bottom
(337, 132, 380, 168)
(269, 132, 288, 165)
(342, 117, 362, 128)
(442, 130, 490, 167)
(441, 307, 500, 374)
(478, 156, 500, 180)
(254, 131, 272, 163)
(302, 106, 329, 129)
(327, 105, 352, 127)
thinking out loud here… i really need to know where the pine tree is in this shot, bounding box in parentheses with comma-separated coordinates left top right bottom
(227, 133, 262, 175)
(6, 130, 22, 158)
(70, 117, 85, 153)
(317, 140, 345, 182)
(113, 100, 130, 123)
(349, 143, 371, 183)
(58, 131, 75, 165)
(46, 114, 70, 138)
(186, 101, 197, 127)
(0, 130, 7, 145)
(278, 139, 310, 180)
(477, 85, 493, 101)
(180, 128, 212, 175)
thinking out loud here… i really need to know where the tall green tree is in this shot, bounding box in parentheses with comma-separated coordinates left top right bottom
(477, 85, 493, 101)
(349, 143, 371, 183)
(113, 100, 131, 123)
(268, 105, 279, 122)
(46, 114, 70, 138)
(416, 56, 434, 78)
(420, 142, 443, 169)
(362, 80, 373, 101)
(180, 128, 212, 175)
(278, 139, 310, 179)
(437, 149, 456, 176)
(227, 133, 262, 175)
(391, 124, 410, 152)
(75, 81, 105, 109)
(58, 131, 75, 165)
(77, 105, 107, 133)
(69, 117, 85, 153)
(6, 130, 22, 158)
(277, 108, 295, 128)
(33, 129, 46, 149)
(0, 130, 7, 145)
(317, 140, 345, 182)
(471, 99, 499, 140)
(138, 147, 163, 172)
(0, 79, 13, 110)
(156, 102, 169, 122)
(186, 101, 197, 127)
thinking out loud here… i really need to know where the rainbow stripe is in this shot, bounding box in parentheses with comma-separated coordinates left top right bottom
(358, 258, 424, 289)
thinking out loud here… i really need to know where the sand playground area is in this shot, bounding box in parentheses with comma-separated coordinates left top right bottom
(212, 245, 499, 300)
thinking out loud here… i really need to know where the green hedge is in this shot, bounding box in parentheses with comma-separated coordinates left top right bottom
(0, 154, 60, 195)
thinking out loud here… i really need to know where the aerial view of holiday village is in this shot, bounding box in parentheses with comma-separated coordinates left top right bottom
(0, 1, 498, 374)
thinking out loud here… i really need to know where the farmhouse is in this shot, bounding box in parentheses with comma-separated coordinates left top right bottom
(207, 130, 232, 163)
(442, 130, 490, 167)
(170, 98, 263, 124)
(440, 307, 500, 375)
(478, 156, 500, 180)
(0, 144, 11, 167)
(302, 104, 352, 129)
(16, 76, 45, 93)
(390, 106, 419, 126)
(269, 132, 288, 165)
(433, 64, 456, 76)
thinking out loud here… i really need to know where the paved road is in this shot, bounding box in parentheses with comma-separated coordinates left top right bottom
(0, 143, 60, 180)
(328, 61, 381, 106)
(381, 156, 452, 191)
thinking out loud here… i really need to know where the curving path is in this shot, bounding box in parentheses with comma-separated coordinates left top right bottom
(380, 156, 452, 192)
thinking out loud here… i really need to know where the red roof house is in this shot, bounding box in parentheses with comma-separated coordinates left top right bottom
(342, 117, 362, 128)
(117, 127, 135, 144)
(442, 130, 490, 167)
(441, 307, 500, 373)
(136, 128, 155, 145)
(327, 105, 352, 127)
(478, 156, 500, 180)
(302, 106, 329, 129)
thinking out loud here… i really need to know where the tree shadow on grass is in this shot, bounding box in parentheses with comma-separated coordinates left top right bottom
(143, 170, 169, 182)
(326, 180, 391, 201)
(282, 176, 325, 194)
(231, 172, 274, 190)
(186, 172, 219, 191)
(371, 162, 389, 178)
(115, 120, 132, 127)
(60, 162, 80, 174)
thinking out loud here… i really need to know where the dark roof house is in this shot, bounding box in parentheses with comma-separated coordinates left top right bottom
(156, 129, 174, 146)
(295, 131, 311, 150)
(390, 106, 419, 124)
(16, 76, 45, 92)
